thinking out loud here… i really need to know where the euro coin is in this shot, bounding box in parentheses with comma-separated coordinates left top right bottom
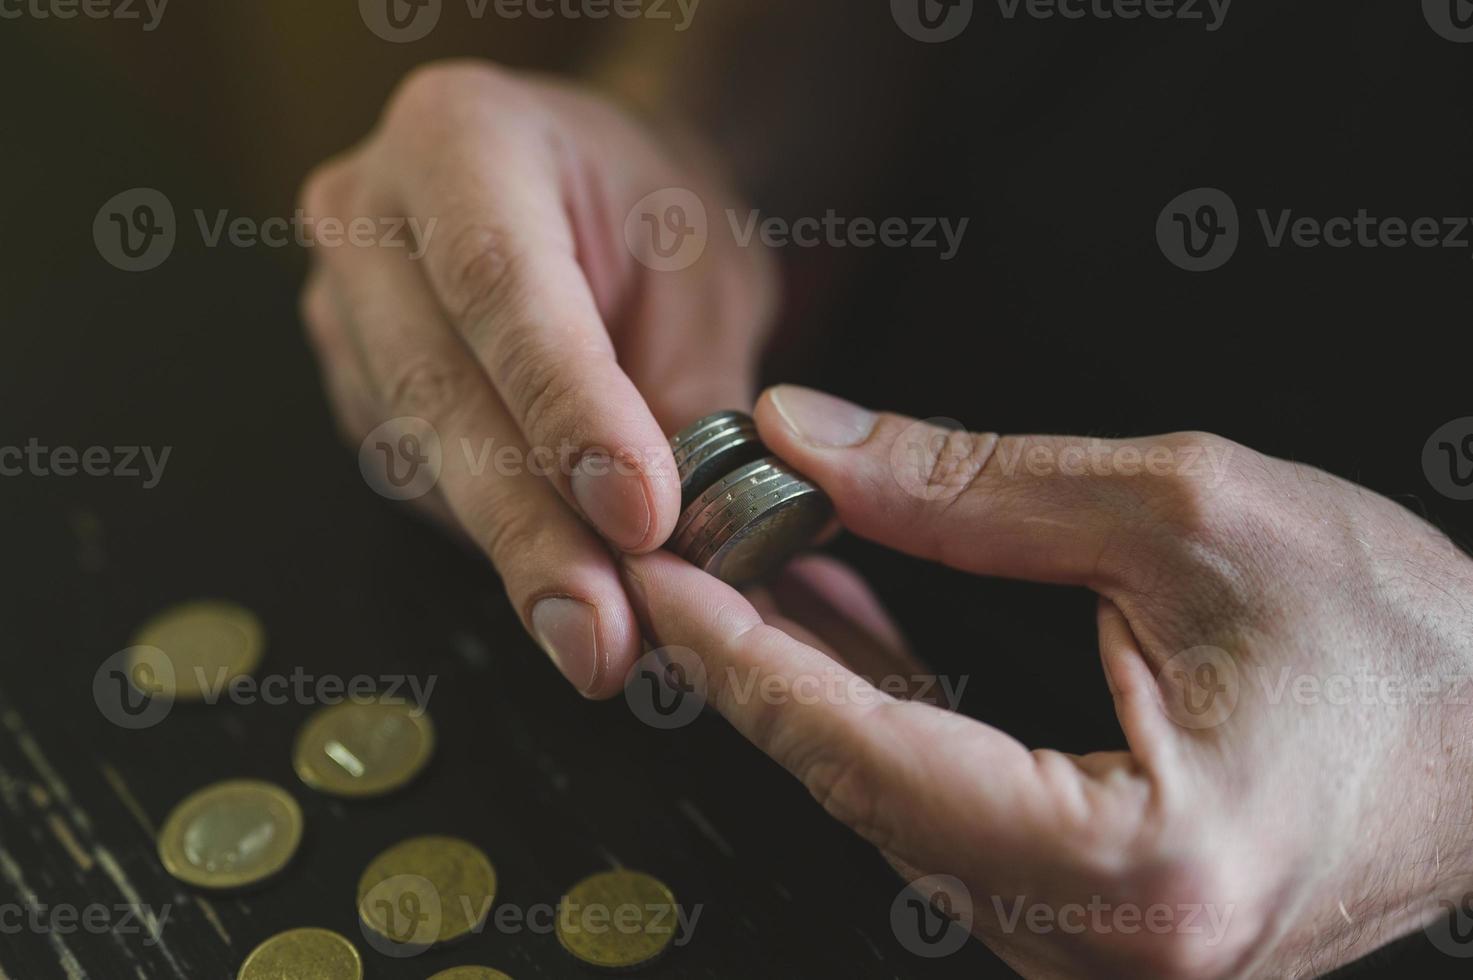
(293, 699, 434, 798)
(237, 927, 362, 980)
(670, 458, 832, 585)
(670, 410, 765, 509)
(668, 411, 832, 584)
(129, 600, 264, 701)
(158, 779, 302, 889)
(556, 869, 679, 970)
(427, 969, 514, 980)
(357, 836, 496, 949)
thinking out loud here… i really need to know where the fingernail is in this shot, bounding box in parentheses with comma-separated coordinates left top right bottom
(770, 385, 877, 448)
(572, 451, 653, 551)
(531, 596, 601, 694)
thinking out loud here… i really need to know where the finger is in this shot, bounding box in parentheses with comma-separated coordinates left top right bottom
(385, 127, 681, 554)
(614, 245, 770, 432)
(305, 223, 643, 701)
(740, 584, 839, 661)
(302, 268, 464, 535)
(621, 549, 1058, 875)
(744, 570, 895, 673)
(754, 385, 1215, 590)
(300, 269, 378, 446)
(769, 557, 932, 691)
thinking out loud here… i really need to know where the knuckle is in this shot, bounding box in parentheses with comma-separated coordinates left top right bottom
(479, 505, 546, 576)
(1116, 432, 1278, 600)
(932, 429, 1001, 505)
(298, 157, 358, 222)
(388, 59, 515, 120)
(704, 620, 773, 713)
(384, 60, 533, 144)
(384, 356, 476, 422)
(299, 281, 346, 359)
(889, 420, 1000, 505)
(802, 752, 871, 824)
(1140, 432, 1247, 540)
(441, 220, 525, 329)
(498, 343, 587, 447)
(795, 742, 894, 853)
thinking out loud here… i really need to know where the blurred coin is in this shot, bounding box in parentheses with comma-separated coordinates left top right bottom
(159, 779, 302, 889)
(670, 411, 765, 508)
(427, 969, 513, 980)
(293, 700, 435, 798)
(129, 600, 263, 701)
(556, 869, 679, 970)
(671, 458, 831, 585)
(357, 836, 496, 948)
(237, 927, 362, 980)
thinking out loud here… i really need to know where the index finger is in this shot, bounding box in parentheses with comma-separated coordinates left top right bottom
(379, 69, 682, 552)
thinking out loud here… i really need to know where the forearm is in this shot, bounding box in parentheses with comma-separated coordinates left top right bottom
(1277, 528, 1473, 976)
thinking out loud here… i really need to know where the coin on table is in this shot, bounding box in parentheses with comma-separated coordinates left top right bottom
(427, 969, 514, 980)
(129, 600, 264, 700)
(158, 779, 302, 889)
(670, 410, 766, 509)
(670, 458, 832, 585)
(237, 927, 362, 980)
(357, 836, 496, 948)
(292, 699, 435, 798)
(557, 869, 679, 970)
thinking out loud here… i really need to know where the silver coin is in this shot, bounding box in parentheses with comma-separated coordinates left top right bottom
(672, 458, 799, 554)
(670, 411, 766, 508)
(670, 410, 753, 461)
(671, 458, 832, 585)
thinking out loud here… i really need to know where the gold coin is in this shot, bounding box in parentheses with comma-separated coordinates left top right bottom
(158, 779, 302, 889)
(357, 836, 496, 949)
(427, 969, 513, 980)
(129, 600, 264, 701)
(293, 699, 435, 798)
(237, 927, 362, 980)
(556, 869, 679, 970)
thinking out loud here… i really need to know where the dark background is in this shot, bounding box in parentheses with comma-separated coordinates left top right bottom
(1, 1, 1470, 977)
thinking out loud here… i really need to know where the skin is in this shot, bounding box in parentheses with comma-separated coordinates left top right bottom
(300, 61, 1473, 978)
(299, 62, 775, 697)
(625, 387, 1473, 978)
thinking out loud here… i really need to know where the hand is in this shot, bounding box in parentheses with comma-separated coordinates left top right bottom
(297, 61, 776, 697)
(621, 385, 1473, 978)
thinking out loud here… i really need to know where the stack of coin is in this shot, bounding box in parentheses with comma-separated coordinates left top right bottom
(668, 411, 832, 585)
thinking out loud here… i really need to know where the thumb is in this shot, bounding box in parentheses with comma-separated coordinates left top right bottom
(754, 385, 1215, 590)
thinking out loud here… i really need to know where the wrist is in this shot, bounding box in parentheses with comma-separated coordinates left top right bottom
(1301, 657, 1473, 973)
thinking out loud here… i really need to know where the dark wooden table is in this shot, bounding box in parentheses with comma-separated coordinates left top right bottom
(0, 234, 1462, 980)
(0, 200, 1023, 978)
(0, 251, 1004, 980)
(3, 6, 1470, 977)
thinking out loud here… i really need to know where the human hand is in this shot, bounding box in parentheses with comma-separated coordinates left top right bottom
(621, 385, 1473, 978)
(297, 61, 775, 697)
